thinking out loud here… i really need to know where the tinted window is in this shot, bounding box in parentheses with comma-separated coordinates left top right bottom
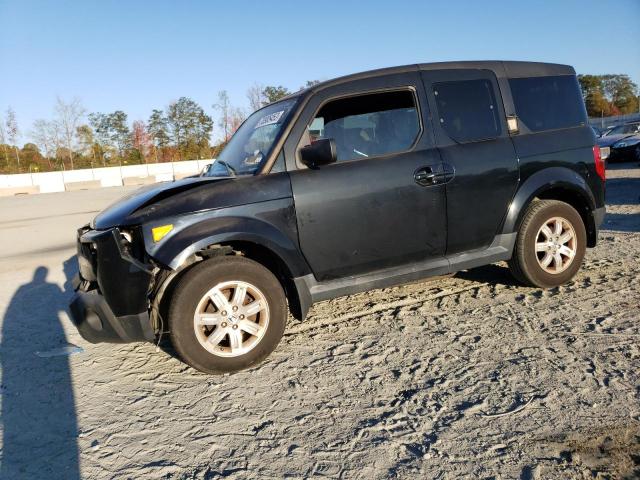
(433, 79, 501, 142)
(301, 90, 420, 163)
(509, 75, 586, 132)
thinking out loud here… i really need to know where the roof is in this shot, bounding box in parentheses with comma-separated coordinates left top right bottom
(292, 61, 575, 99)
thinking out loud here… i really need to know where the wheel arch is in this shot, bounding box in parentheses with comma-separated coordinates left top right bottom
(150, 217, 313, 321)
(212, 239, 310, 321)
(503, 167, 598, 247)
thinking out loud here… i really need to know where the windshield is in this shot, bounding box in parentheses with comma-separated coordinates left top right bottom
(207, 98, 297, 177)
(604, 124, 640, 136)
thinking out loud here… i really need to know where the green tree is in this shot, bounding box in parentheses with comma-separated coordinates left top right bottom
(579, 74, 639, 116)
(148, 109, 170, 162)
(602, 74, 639, 114)
(20, 143, 46, 172)
(76, 124, 98, 167)
(88, 111, 130, 164)
(261, 85, 290, 105)
(109, 111, 131, 158)
(578, 75, 612, 117)
(166, 97, 213, 159)
(88, 112, 113, 164)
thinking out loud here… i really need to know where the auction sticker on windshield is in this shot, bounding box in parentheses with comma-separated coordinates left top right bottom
(255, 110, 284, 129)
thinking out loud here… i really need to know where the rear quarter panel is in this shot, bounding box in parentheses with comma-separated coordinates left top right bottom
(512, 126, 604, 209)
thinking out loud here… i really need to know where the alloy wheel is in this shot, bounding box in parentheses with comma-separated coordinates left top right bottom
(534, 216, 577, 274)
(193, 280, 270, 357)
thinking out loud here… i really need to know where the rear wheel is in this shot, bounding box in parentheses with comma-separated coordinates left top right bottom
(168, 256, 287, 374)
(508, 200, 586, 288)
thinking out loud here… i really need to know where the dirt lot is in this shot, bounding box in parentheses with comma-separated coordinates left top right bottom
(0, 165, 638, 479)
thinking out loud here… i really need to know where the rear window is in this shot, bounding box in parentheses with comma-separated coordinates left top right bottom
(509, 75, 586, 132)
(433, 79, 502, 142)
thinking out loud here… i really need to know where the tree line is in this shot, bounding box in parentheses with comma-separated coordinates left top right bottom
(0, 81, 317, 174)
(577, 74, 639, 118)
(1, 75, 637, 174)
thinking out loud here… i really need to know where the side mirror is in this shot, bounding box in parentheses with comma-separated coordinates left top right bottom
(299, 138, 337, 168)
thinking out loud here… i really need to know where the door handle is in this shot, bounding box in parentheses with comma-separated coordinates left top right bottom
(414, 166, 438, 186)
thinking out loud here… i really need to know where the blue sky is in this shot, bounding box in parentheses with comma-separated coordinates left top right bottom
(1, 0, 639, 141)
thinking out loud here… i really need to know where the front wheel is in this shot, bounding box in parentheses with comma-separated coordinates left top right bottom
(168, 256, 287, 374)
(508, 200, 586, 288)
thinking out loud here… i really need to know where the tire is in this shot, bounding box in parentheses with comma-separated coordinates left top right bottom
(508, 200, 586, 288)
(168, 256, 287, 374)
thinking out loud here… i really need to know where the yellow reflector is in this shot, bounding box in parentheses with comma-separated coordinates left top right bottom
(152, 224, 173, 242)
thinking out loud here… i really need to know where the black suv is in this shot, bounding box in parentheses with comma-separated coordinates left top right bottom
(70, 61, 606, 374)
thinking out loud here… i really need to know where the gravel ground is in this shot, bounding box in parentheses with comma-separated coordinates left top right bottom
(0, 165, 638, 479)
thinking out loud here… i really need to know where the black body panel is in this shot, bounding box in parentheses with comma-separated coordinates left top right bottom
(93, 177, 227, 229)
(96, 173, 293, 229)
(289, 150, 447, 280)
(285, 71, 447, 281)
(507, 127, 605, 234)
(69, 60, 607, 344)
(420, 69, 519, 254)
(148, 197, 308, 276)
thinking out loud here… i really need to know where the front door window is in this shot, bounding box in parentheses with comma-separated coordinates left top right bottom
(299, 90, 420, 163)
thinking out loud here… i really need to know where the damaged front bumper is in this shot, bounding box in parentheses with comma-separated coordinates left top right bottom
(69, 226, 155, 343)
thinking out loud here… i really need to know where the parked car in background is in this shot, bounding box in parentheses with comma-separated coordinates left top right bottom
(597, 122, 640, 162)
(70, 61, 606, 374)
(591, 125, 602, 138)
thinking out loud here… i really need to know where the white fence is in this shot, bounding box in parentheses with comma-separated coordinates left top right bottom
(0, 159, 214, 196)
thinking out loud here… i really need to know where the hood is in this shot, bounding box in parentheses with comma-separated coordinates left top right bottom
(597, 133, 638, 148)
(93, 177, 227, 229)
(92, 173, 293, 230)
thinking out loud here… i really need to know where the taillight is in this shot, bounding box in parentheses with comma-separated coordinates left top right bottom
(593, 145, 605, 181)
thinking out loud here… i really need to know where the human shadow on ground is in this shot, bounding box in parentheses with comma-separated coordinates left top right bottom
(0, 256, 80, 479)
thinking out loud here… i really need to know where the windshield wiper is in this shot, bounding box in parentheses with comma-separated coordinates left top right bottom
(216, 160, 236, 177)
